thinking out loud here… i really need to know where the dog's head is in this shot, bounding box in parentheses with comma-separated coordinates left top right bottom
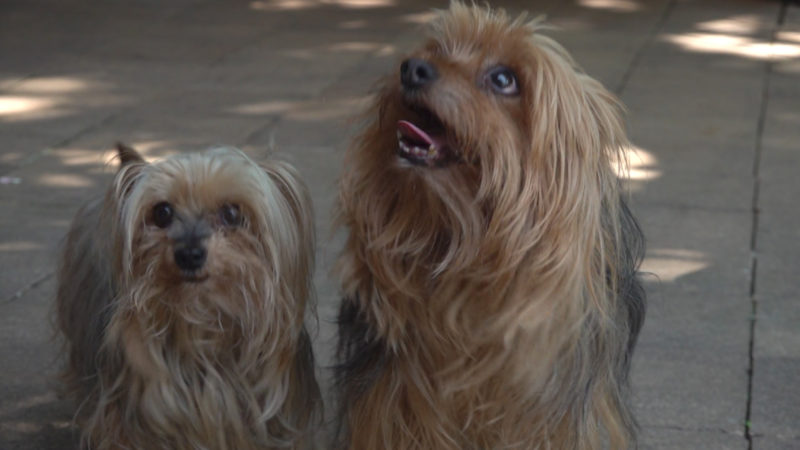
(107, 144, 314, 319)
(363, 3, 627, 198)
(341, 2, 631, 282)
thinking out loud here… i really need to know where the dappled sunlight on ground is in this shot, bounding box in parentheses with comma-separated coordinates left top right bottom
(400, 11, 438, 25)
(664, 14, 800, 61)
(0, 242, 43, 252)
(577, 0, 641, 13)
(36, 173, 94, 189)
(695, 15, 762, 36)
(613, 145, 661, 184)
(780, 30, 800, 43)
(0, 76, 124, 123)
(328, 41, 393, 53)
(15, 144, 189, 193)
(666, 32, 800, 60)
(283, 41, 397, 59)
(54, 148, 119, 168)
(229, 96, 367, 121)
(11, 77, 91, 95)
(641, 248, 709, 283)
(0, 97, 61, 121)
(229, 100, 296, 115)
(250, 0, 395, 12)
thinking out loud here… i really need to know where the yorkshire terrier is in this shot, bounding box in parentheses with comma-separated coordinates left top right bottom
(335, 3, 645, 449)
(56, 144, 320, 449)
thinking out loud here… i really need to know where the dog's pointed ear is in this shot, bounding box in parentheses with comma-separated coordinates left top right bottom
(110, 142, 146, 205)
(115, 142, 145, 167)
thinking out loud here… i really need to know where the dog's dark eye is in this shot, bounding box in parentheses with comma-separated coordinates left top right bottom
(219, 203, 242, 227)
(486, 66, 519, 96)
(152, 202, 173, 228)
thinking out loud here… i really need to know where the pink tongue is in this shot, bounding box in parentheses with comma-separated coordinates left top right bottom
(398, 120, 435, 146)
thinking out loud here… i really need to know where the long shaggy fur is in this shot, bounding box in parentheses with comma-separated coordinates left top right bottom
(335, 3, 645, 449)
(56, 145, 320, 449)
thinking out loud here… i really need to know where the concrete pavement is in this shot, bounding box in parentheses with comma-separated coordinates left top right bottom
(1, 0, 798, 448)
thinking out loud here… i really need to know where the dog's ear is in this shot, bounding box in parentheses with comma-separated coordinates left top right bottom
(525, 37, 627, 170)
(581, 78, 627, 158)
(261, 160, 315, 306)
(115, 142, 145, 167)
(110, 142, 146, 204)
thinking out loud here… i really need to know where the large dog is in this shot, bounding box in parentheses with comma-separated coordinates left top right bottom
(335, 3, 645, 449)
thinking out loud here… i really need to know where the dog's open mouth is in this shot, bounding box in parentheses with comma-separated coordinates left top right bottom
(181, 271, 210, 283)
(396, 112, 454, 167)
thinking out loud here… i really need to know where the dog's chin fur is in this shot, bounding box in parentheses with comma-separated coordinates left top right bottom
(56, 145, 320, 450)
(335, 3, 645, 450)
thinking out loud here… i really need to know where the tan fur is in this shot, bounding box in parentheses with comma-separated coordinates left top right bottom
(56, 145, 320, 449)
(335, 3, 645, 449)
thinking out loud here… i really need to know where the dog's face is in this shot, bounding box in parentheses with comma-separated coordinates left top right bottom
(392, 16, 531, 170)
(367, 3, 624, 196)
(128, 160, 267, 289)
(111, 147, 313, 309)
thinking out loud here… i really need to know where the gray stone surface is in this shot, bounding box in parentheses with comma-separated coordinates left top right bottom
(1, 0, 799, 449)
(640, 426, 746, 450)
(750, 10, 800, 446)
(632, 206, 751, 436)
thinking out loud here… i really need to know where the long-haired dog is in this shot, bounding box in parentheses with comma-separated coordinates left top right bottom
(335, 3, 645, 449)
(56, 144, 320, 449)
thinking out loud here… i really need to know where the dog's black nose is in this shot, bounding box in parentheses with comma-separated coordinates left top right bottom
(174, 245, 206, 271)
(401, 58, 438, 89)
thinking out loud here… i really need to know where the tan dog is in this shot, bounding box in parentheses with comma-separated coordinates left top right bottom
(56, 144, 320, 449)
(335, 3, 646, 449)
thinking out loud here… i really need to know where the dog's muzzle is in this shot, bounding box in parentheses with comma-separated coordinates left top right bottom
(170, 220, 212, 279)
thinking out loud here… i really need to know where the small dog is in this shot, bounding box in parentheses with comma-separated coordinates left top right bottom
(56, 144, 320, 449)
(335, 3, 645, 449)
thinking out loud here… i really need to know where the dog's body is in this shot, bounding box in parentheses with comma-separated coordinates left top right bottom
(56, 145, 320, 450)
(335, 4, 645, 449)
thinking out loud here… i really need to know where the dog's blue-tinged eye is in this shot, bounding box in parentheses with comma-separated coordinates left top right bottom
(152, 202, 173, 228)
(487, 66, 519, 96)
(219, 203, 242, 227)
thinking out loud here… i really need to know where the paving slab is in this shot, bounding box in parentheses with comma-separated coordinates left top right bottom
(619, 0, 785, 445)
(750, 11, 800, 446)
(640, 425, 746, 450)
(621, 0, 776, 211)
(0, 278, 78, 450)
(632, 205, 751, 435)
(548, 0, 675, 89)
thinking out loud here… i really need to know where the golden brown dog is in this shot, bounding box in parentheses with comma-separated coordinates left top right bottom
(335, 3, 646, 449)
(56, 144, 320, 449)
